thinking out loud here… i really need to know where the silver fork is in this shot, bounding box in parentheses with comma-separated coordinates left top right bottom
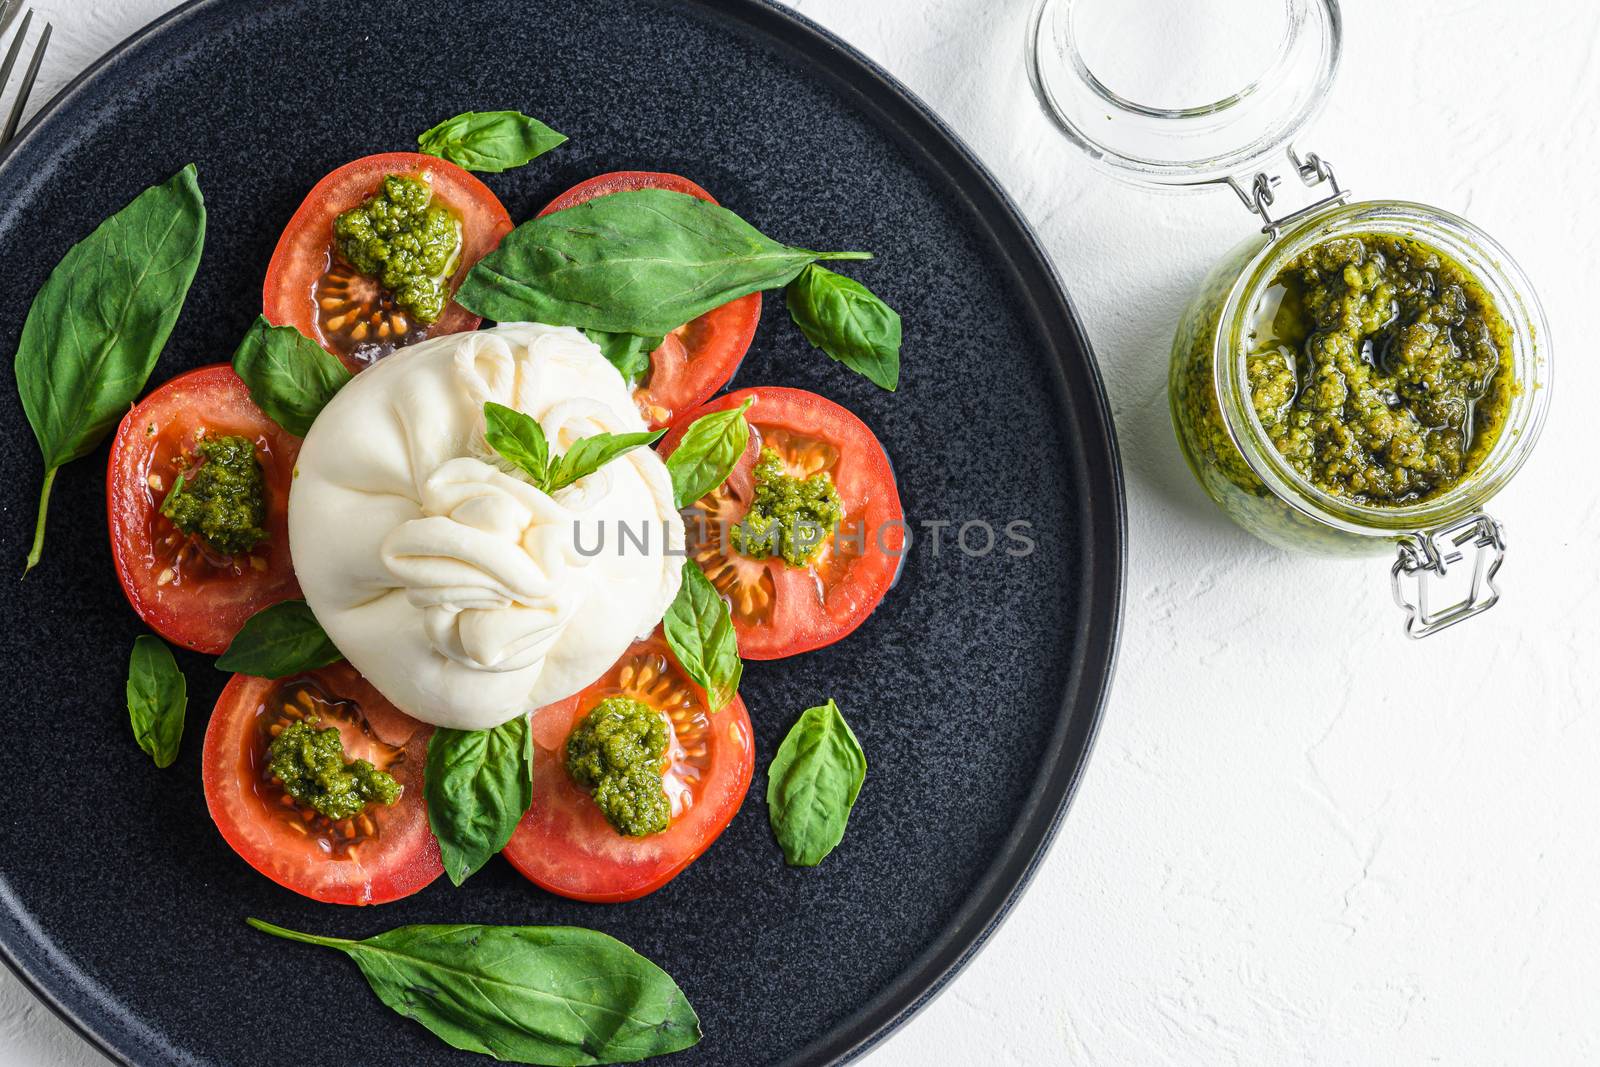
(0, 0, 52, 149)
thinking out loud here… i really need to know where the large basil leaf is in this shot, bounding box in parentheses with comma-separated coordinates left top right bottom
(247, 919, 700, 1065)
(665, 398, 752, 508)
(417, 110, 567, 173)
(126, 635, 186, 769)
(766, 699, 867, 867)
(14, 165, 206, 572)
(785, 263, 902, 391)
(663, 562, 741, 713)
(583, 329, 660, 385)
(425, 717, 533, 886)
(215, 600, 342, 677)
(231, 315, 351, 436)
(456, 188, 870, 336)
(546, 428, 665, 492)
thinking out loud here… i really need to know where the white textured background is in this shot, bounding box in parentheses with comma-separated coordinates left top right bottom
(3, 0, 1596, 1064)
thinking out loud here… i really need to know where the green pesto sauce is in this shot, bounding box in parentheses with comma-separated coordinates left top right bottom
(565, 696, 670, 838)
(731, 447, 844, 567)
(1246, 233, 1515, 505)
(333, 175, 462, 326)
(266, 716, 401, 821)
(159, 434, 268, 556)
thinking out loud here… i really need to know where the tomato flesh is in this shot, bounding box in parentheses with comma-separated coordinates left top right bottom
(539, 171, 758, 427)
(503, 633, 754, 903)
(107, 365, 301, 654)
(661, 387, 905, 660)
(203, 663, 442, 905)
(264, 152, 513, 370)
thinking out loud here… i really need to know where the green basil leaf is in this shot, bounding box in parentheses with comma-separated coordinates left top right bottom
(547, 428, 666, 493)
(231, 315, 352, 436)
(785, 263, 902, 391)
(247, 919, 700, 1065)
(583, 329, 660, 385)
(425, 717, 534, 886)
(14, 165, 206, 572)
(417, 110, 567, 173)
(215, 600, 342, 677)
(456, 188, 870, 336)
(484, 400, 550, 485)
(665, 398, 753, 508)
(767, 699, 866, 867)
(663, 561, 741, 712)
(126, 635, 186, 769)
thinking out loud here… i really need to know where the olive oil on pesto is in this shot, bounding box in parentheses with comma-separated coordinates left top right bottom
(1243, 233, 1515, 505)
(333, 175, 462, 326)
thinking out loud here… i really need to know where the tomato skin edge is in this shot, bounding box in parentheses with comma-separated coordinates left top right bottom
(262, 151, 513, 366)
(201, 669, 444, 906)
(105, 364, 301, 655)
(660, 386, 905, 661)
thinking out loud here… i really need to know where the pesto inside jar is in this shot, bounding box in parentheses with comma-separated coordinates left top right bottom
(1244, 232, 1515, 505)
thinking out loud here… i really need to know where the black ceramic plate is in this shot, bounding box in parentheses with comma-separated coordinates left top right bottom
(0, 1, 1122, 1064)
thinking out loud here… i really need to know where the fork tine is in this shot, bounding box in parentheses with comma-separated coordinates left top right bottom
(0, 2, 18, 42)
(0, 8, 31, 118)
(0, 18, 47, 148)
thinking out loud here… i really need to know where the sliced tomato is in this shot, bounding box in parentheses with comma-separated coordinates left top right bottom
(203, 663, 443, 906)
(106, 365, 301, 655)
(503, 632, 755, 903)
(264, 151, 513, 371)
(539, 171, 759, 428)
(660, 387, 904, 660)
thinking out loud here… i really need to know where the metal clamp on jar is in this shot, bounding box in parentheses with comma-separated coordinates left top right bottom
(1028, 0, 1552, 637)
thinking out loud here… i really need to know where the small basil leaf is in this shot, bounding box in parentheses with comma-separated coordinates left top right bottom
(231, 315, 352, 437)
(15, 165, 206, 572)
(215, 600, 342, 677)
(665, 397, 753, 508)
(127, 635, 186, 769)
(663, 561, 741, 712)
(483, 401, 549, 485)
(457, 188, 871, 336)
(583, 328, 660, 385)
(785, 263, 901, 391)
(425, 717, 534, 886)
(247, 919, 700, 1065)
(547, 428, 666, 493)
(417, 110, 567, 173)
(766, 699, 867, 867)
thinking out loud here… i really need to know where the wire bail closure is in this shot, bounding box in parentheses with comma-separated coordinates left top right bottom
(1391, 513, 1506, 639)
(1225, 146, 1351, 239)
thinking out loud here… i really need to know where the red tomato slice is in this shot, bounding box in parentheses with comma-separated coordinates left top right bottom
(263, 152, 514, 371)
(106, 365, 301, 655)
(539, 171, 759, 428)
(660, 387, 905, 660)
(203, 663, 443, 906)
(502, 633, 755, 903)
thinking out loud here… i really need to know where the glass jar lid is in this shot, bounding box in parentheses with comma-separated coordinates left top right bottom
(1027, 0, 1342, 186)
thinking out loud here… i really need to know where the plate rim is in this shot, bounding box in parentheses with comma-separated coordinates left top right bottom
(0, 1, 1126, 1064)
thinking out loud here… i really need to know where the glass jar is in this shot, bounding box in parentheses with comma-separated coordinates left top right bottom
(1028, 0, 1554, 636)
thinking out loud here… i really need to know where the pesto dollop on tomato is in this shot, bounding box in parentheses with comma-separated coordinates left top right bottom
(333, 175, 462, 326)
(266, 715, 401, 821)
(159, 434, 268, 556)
(565, 696, 669, 838)
(1247, 233, 1515, 504)
(731, 446, 844, 566)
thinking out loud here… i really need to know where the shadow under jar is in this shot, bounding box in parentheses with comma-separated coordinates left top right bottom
(1029, 0, 1553, 636)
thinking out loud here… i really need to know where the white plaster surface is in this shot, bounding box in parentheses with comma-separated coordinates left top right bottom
(2, 0, 1596, 1063)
